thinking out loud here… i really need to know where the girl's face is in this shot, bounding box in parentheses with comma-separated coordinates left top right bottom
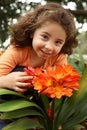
(32, 21, 66, 59)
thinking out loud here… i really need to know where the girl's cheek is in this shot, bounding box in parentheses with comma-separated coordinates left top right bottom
(55, 48, 61, 54)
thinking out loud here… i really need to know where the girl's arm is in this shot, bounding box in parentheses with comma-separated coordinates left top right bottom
(0, 45, 32, 93)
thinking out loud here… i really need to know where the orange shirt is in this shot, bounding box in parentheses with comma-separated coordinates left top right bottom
(0, 45, 67, 76)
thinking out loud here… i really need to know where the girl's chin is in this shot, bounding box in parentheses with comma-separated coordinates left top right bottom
(39, 55, 48, 59)
(39, 53, 51, 59)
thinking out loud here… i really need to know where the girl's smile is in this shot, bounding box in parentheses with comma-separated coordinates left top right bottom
(40, 49, 52, 58)
(32, 21, 66, 59)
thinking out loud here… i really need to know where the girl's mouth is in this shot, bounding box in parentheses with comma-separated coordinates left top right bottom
(40, 49, 52, 57)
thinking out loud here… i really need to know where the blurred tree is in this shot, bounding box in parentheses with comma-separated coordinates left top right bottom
(45, 0, 87, 23)
(0, 0, 40, 48)
(0, 0, 87, 48)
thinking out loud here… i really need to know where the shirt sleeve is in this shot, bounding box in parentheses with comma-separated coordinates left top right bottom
(0, 45, 24, 76)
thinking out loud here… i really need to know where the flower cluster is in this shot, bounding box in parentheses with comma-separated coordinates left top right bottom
(24, 65, 80, 99)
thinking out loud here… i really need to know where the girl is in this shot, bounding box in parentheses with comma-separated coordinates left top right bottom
(0, 2, 78, 93)
(0, 2, 78, 129)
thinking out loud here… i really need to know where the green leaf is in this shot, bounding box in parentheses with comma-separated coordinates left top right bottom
(62, 104, 87, 129)
(41, 94, 49, 110)
(52, 97, 66, 130)
(68, 47, 85, 75)
(2, 118, 44, 130)
(76, 66, 87, 98)
(0, 89, 25, 98)
(54, 98, 65, 113)
(0, 107, 43, 119)
(0, 99, 40, 112)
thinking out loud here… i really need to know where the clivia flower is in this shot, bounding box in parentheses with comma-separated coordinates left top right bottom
(24, 65, 80, 99)
(24, 66, 35, 85)
(24, 66, 35, 76)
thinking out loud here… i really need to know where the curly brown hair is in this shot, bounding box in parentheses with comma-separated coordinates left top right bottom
(10, 2, 78, 55)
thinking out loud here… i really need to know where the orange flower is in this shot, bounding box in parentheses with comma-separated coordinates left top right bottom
(47, 108, 56, 120)
(24, 65, 80, 99)
(47, 108, 52, 120)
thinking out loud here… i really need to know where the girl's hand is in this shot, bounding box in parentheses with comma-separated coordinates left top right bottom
(0, 72, 33, 93)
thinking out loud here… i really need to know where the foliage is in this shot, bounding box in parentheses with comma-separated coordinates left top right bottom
(68, 46, 87, 75)
(45, 0, 87, 24)
(0, 61, 87, 130)
(0, 0, 40, 46)
(68, 47, 85, 74)
(77, 32, 87, 54)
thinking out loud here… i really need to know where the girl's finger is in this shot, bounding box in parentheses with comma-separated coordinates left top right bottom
(14, 86, 28, 93)
(15, 82, 32, 88)
(18, 76, 33, 82)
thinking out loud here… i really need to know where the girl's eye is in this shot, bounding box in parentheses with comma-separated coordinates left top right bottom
(55, 41, 63, 46)
(41, 34, 48, 40)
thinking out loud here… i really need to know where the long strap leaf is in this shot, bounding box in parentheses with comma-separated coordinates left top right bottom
(0, 99, 41, 112)
(2, 118, 44, 130)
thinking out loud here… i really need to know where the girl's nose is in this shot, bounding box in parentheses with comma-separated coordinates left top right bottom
(45, 43, 53, 52)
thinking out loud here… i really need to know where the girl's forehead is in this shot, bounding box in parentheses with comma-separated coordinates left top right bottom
(36, 21, 67, 40)
(39, 21, 65, 33)
(40, 20, 59, 27)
